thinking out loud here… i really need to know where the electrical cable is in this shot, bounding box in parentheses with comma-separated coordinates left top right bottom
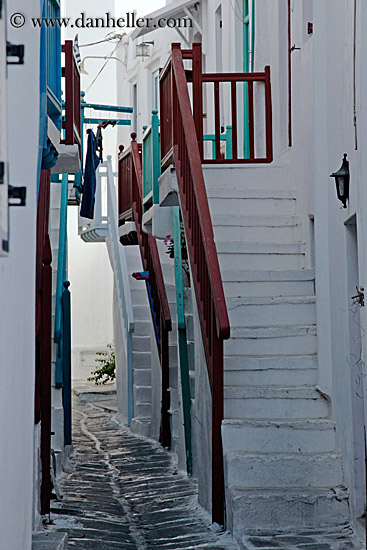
(84, 40, 122, 95)
(79, 32, 125, 48)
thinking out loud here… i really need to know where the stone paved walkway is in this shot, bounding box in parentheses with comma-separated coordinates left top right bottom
(46, 397, 364, 550)
(50, 399, 238, 549)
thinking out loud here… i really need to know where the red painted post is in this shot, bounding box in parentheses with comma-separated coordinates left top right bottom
(212, 332, 224, 526)
(214, 82, 221, 160)
(40, 234, 52, 516)
(264, 66, 273, 163)
(192, 43, 204, 160)
(231, 82, 238, 160)
(248, 81, 255, 160)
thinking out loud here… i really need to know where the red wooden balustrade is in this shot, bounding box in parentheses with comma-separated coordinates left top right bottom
(160, 43, 231, 526)
(61, 40, 81, 148)
(118, 137, 172, 448)
(35, 169, 53, 516)
(161, 42, 273, 166)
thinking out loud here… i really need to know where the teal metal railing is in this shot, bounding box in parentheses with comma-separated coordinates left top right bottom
(143, 111, 192, 473)
(203, 125, 233, 160)
(44, 0, 62, 129)
(142, 110, 160, 211)
(171, 207, 192, 475)
(53, 173, 72, 445)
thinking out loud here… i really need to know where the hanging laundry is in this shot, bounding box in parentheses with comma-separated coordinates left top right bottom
(96, 124, 103, 163)
(80, 129, 100, 219)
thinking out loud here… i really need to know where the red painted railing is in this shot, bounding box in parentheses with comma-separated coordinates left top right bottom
(160, 43, 231, 525)
(35, 169, 53, 516)
(161, 43, 272, 165)
(118, 137, 172, 448)
(61, 40, 81, 148)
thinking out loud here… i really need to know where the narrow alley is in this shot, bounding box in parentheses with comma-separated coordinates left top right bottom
(42, 391, 362, 550)
(49, 394, 238, 550)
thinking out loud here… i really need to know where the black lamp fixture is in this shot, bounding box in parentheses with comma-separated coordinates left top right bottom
(330, 153, 350, 208)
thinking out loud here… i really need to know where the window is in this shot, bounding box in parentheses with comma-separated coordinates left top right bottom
(152, 70, 159, 112)
(132, 83, 138, 134)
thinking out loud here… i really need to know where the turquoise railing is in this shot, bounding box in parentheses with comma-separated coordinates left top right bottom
(142, 110, 160, 210)
(54, 174, 68, 387)
(143, 111, 192, 473)
(172, 207, 192, 475)
(44, 0, 62, 129)
(203, 125, 233, 160)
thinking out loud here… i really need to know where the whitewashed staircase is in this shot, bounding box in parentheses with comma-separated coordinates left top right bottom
(123, 246, 153, 438)
(203, 165, 349, 539)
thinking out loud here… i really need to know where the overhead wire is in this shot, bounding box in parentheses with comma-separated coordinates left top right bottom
(84, 39, 122, 95)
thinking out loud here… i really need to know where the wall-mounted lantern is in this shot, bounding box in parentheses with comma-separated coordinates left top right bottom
(136, 41, 154, 58)
(330, 153, 350, 208)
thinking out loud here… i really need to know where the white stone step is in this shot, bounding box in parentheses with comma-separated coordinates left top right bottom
(217, 242, 305, 270)
(224, 386, 329, 420)
(133, 385, 151, 404)
(203, 164, 289, 191)
(132, 335, 151, 352)
(226, 487, 349, 536)
(135, 402, 151, 418)
(208, 189, 296, 216)
(132, 320, 152, 337)
(133, 351, 151, 369)
(224, 325, 317, 356)
(224, 452, 344, 489)
(222, 269, 315, 298)
(225, 296, 316, 326)
(213, 215, 302, 243)
(132, 305, 153, 320)
(224, 364, 317, 387)
(222, 419, 336, 453)
(133, 368, 151, 386)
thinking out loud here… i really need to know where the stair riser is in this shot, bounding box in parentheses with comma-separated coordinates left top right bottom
(132, 336, 151, 352)
(225, 454, 344, 489)
(224, 397, 329, 420)
(133, 352, 152, 369)
(226, 303, 316, 326)
(134, 402, 151, 418)
(222, 423, 336, 453)
(203, 166, 289, 190)
(223, 280, 315, 298)
(224, 368, 318, 387)
(226, 491, 349, 538)
(133, 369, 151, 386)
(219, 253, 305, 270)
(224, 334, 317, 356)
(133, 386, 151, 403)
(132, 321, 152, 337)
(224, 355, 318, 371)
(209, 198, 296, 216)
(213, 224, 302, 244)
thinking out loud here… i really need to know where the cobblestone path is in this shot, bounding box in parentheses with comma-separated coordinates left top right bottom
(50, 399, 363, 550)
(51, 400, 238, 549)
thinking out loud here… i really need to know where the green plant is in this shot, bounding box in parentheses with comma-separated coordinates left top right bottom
(88, 344, 116, 385)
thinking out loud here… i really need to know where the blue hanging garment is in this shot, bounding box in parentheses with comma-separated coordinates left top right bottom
(80, 130, 100, 219)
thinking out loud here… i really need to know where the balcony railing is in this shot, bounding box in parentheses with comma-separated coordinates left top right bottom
(62, 40, 81, 148)
(160, 42, 272, 166)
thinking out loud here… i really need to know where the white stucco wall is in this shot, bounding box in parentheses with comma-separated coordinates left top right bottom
(0, 2, 40, 548)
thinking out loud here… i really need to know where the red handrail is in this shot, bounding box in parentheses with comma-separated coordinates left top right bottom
(61, 40, 81, 148)
(160, 43, 230, 525)
(118, 137, 172, 448)
(162, 43, 273, 165)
